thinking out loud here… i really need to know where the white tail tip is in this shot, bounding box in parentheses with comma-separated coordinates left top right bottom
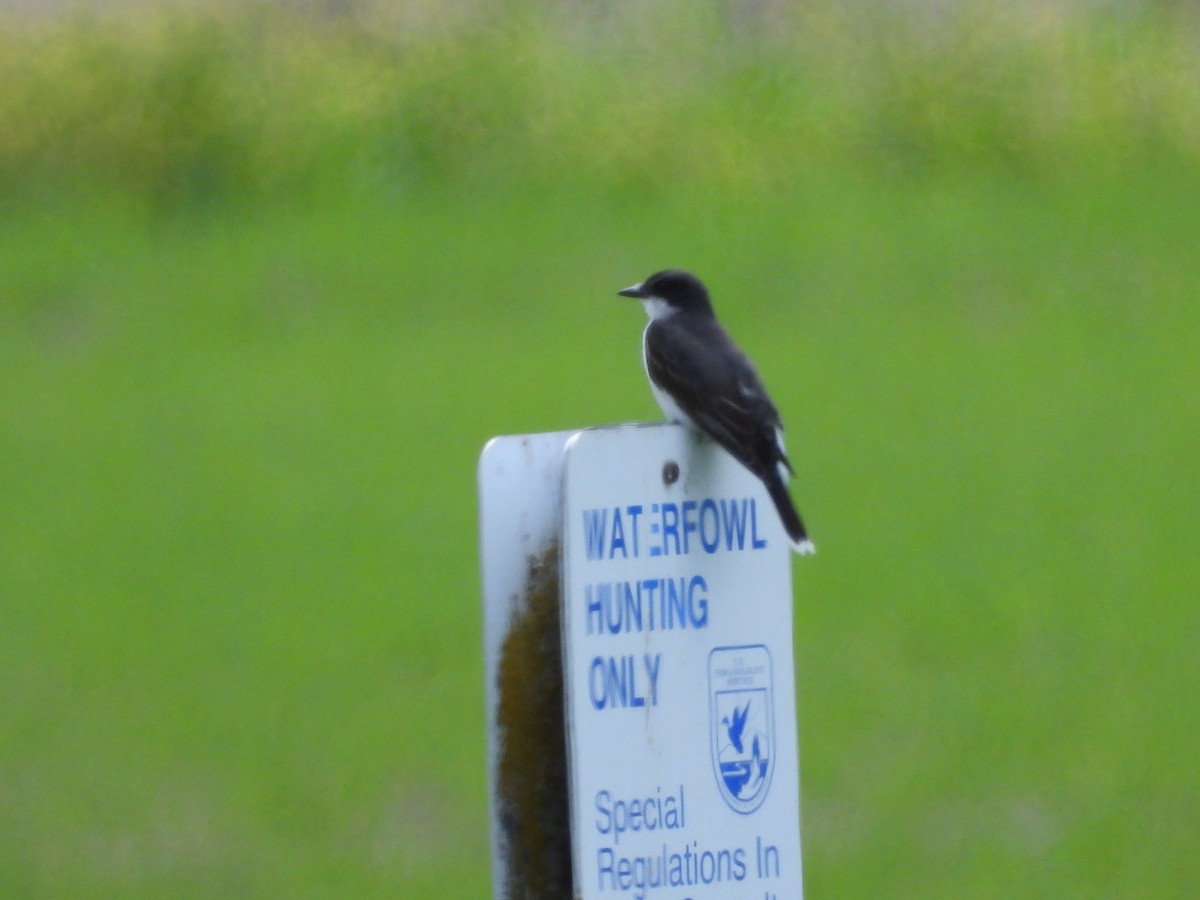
(792, 539, 816, 556)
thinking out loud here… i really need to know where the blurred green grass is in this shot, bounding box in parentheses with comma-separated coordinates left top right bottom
(1, 2, 1199, 897)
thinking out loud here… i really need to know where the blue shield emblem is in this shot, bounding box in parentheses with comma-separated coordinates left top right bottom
(709, 645, 775, 814)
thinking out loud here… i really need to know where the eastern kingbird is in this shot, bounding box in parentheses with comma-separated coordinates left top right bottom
(618, 270, 815, 555)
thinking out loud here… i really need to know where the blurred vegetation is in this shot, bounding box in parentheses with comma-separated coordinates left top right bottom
(1, 1, 1198, 898)
(1, 0, 1199, 205)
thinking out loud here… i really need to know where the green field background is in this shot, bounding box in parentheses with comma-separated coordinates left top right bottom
(2, 2, 1198, 897)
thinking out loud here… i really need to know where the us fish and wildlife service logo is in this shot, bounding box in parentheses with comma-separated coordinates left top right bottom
(708, 645, 775, 815)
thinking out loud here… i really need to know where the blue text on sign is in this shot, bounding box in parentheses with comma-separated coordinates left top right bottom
(582, 497, 768, 561)
(585, 576, 708, 636)
(589, 653, 662, 710)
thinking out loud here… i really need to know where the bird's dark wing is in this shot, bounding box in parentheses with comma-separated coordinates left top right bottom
(644, 316, 791, 477)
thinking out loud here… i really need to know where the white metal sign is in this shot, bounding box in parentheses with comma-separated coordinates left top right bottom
(560, 424, 803, 900)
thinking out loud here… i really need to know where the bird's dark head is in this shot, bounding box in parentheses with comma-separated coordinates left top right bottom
(618, 269, 714, 318)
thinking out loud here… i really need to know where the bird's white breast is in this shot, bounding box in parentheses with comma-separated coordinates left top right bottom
(641, 320, 696, 428)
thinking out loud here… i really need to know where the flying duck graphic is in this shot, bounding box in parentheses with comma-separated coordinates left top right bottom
(721, 700, 751, 754)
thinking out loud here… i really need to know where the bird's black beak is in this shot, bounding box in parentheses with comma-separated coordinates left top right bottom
(618, 283, 645, 298)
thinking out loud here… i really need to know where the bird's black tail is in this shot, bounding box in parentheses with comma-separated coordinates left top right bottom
(762, 470, 816, 556)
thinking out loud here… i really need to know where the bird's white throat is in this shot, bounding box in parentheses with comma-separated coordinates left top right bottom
(640, 297, 676, 321)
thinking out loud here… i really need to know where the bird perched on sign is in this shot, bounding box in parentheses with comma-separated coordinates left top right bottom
(618, 269, 815, 555)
